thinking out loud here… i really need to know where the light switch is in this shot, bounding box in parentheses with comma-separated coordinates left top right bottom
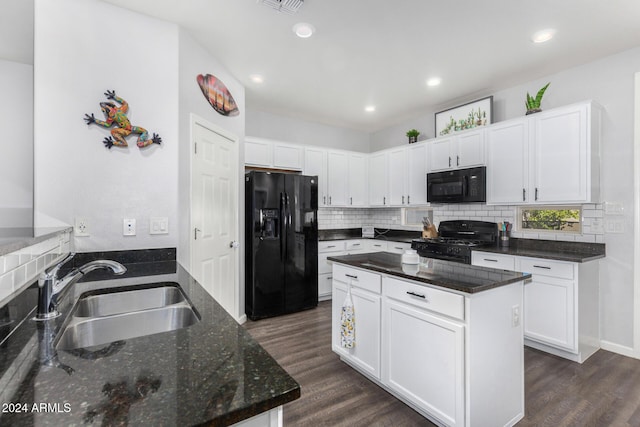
(150, 217, 169, 235)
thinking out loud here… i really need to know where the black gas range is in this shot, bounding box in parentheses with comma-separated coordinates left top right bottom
(411, 220, 498, 264)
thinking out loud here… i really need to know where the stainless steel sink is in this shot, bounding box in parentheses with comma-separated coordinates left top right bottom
(56, 283, 200, 350)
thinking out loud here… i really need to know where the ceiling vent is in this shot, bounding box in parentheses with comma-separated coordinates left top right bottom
(259, 0, 304, 14)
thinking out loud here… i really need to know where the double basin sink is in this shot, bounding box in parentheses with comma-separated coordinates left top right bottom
(56, 283, 200, 350)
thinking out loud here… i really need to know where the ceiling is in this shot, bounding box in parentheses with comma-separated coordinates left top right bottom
(9, 0, 640, 132)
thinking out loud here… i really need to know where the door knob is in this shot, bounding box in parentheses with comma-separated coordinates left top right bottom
(229, 241, 239, 249)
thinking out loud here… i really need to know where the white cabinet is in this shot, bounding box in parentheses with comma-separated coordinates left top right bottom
(406, 143, 429, 205)
(532, 102, 599, 203)
(428, 129, 485, 172)
(347, 153, 368, 206)
(368, 152, 389, 206)
(303, 147, 328, 206)
(365, 240, 387, 252)
(244, 137, 302, 170)
(383, 278, 464, 426)
(332, 266, 382, 379)
(386, 242, 411, 254)
(388, 147, 408, 206)
(486, 118, 530, 204)
(327, 151, 349, 206)
(486, 101, 601, 205)
(318, 241, 346, 301)
(471, 250, 600, 363)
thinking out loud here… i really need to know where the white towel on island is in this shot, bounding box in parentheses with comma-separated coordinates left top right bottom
(340, 281, 355, 348)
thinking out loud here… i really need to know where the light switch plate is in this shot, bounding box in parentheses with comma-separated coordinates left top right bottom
(123, 218, 136, 236)
(150, 217, 169, 235)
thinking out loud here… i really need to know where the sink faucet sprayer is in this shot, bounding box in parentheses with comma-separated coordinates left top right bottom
(35, 253, 126, 321)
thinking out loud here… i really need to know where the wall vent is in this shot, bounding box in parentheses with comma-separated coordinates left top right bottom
(259, 0, 304, 14)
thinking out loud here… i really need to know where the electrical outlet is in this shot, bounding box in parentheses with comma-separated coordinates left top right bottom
(512, 304, 520, 327)
(123, 218, 136, 236)
(74, 217, 89, 237)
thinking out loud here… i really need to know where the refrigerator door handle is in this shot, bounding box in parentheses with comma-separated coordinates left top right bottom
(280, 193, 286, 261)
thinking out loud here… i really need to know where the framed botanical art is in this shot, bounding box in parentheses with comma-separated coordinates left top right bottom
(435, 96, 493, 136)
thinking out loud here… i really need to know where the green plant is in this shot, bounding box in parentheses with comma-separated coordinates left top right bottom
(526, 82, 550, 111)
(406, 129, 420, 138)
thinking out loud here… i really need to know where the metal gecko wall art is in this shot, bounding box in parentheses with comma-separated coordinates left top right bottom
(84, 90, 162, 150)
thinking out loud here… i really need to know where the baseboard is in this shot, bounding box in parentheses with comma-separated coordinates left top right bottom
(237, 314, 247, 325)
(600, 340, 638, 359)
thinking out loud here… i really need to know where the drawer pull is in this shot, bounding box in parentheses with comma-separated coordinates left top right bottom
(327, 276, 332, 280)
(326, 245, 336, 248)
(533, 265, 551, 270)
(484, 258, 498, 262)
(406, 291, 426, 299)
(352, 243, 361, 246)
(374, 244, 382, 247)
(395, 247, 403, 250)
(345, 274, 358, 280)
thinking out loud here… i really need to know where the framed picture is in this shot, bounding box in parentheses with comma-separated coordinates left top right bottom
(435, 96, 493, 136)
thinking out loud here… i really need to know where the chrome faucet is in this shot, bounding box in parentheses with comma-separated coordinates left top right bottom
(35, 253, 126, 320)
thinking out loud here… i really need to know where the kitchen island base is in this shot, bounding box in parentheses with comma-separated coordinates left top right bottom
(330, 254, 527, 427)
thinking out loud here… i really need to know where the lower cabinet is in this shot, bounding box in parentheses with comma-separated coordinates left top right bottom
(383, 292, 464, 426)
(331, 267, 381, 379)
(332, 263, 525, 427)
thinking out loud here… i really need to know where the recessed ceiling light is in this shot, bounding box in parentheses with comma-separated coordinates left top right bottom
(531, 29, 556, 43)
(365, 105, 376, 113)
(293, 22, 315, 38)
(426, 77, 441, 87)
(249, 74, 264, 84)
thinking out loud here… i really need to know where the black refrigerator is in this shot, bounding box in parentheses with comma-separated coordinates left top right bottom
(245, 171, 318, 320)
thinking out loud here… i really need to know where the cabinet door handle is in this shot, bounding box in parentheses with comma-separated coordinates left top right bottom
(327, 276, 333, 280)
(345, 274, 358, 280)
(402, 195, 405, 204)
(484, 258, 498, 262)
(457, 155, 460, 166)
(350, 197, 353, 205)
(449, 156, 452, 167)
(407, 291, 426, 299)
(323, 196, 326, 204)
(383, 196, 386, 205)
(535, 188, 538, 201)
(407, 195, 410, 204)
(522, 188, 526, 202)
(329, 196, 332, 205)
(533, 265, 551, 270)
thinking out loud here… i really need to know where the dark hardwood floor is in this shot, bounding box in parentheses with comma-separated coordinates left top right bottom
(244, 301, 640, 427)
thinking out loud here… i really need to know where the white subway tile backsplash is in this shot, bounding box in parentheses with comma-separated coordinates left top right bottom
(0, 271, 13, 301)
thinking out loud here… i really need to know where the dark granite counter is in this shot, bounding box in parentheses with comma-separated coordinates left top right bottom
(328, 252, 530, 294)
(0, 227, 73, 257)
(319, 228, 421, 243)
(0, 257, 299, 426)
(472, 238, 606, 263)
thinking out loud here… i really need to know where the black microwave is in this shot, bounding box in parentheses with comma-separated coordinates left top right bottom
(427, 166, 486, 203)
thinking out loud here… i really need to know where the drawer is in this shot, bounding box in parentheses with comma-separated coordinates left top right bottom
(346, 240, 365, 251)
(471, 252, 516, 271)
(318, 272, 333, 297)
(319, 252, 344, 274)
(519, 257, 574, 280)
(366, 240, 387, 252)
(387, 242, 411, 254)
(319, 241, 346, 253)
(383, 277, 464, 321)
(333, 264, 381, 294)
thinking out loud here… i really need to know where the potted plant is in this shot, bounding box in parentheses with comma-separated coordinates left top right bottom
(406, 129, 420, 144)
(525, 82, 550, 115)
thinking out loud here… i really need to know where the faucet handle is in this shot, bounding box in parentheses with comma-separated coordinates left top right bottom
(41, 252, 76, 281)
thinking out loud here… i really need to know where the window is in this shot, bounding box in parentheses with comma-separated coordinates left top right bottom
(517, 206, 582, 233)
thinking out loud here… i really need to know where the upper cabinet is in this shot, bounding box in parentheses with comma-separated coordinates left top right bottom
(369, 151, 389, 206)
(486, 101, 601, 205)
(347, 153, 368, 206)
(304, 147, 328, 206)
(428, 129, 485, 172)
(245, 137, 303, 170)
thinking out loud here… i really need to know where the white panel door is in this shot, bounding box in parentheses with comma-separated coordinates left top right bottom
(192, 120, 239, 318)
(486, 118, 530, 204)
(327, 151, 348, 206)
(428, 137, 453, 171)
(406, 143, 428, 205)
(388, 147, 407, 206)
(533, 105, 588, 202)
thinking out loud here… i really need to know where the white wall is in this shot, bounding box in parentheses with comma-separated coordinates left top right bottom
(33, 0, 179, 252)
(177, 29, 246, 317)
(246, 109, 369, 152)
(0, 59, 33, 227)
(371, 46, 640, 350)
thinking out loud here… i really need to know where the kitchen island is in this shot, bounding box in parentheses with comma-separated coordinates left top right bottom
(328, 252, 530, 427)
(0, 257, 299, 426)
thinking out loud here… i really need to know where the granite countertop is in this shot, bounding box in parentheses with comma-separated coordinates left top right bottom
(0, 261, 299, 426)
(472, 238, 606, 263)
(319, 228, 420, 243)
(328, 252, 530, 294)
(0, 227, 73, 257)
